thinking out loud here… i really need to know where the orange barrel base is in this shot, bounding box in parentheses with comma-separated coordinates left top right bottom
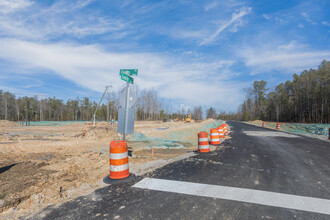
(110, 140, 129, 179)
(109, 170, 129, 179)
(198, 131, 210, 153)
(210, 128, 220, 145)
(276, 124, 281, 130)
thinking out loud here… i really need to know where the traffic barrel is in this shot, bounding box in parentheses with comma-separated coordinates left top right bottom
(109, 140, 129, 179)
(198, 131, 210, 153)
(218, 126, 224, 138)
(276, 123, 281, 130)
(222, 124, 228, 135)
(210, 128, 220, 145)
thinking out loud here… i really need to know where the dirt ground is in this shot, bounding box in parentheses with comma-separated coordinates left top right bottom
(0, 119, 228, 219)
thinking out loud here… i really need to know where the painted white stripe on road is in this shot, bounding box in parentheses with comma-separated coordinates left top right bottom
(133, 178, 330, 215)
(243, 131, 298, 138)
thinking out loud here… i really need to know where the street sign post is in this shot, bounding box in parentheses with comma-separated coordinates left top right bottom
(117, 107, 135, 134)
(118, 69, 138, 141)
(120, 73, 134, 84)
(119, 87, 136, 109)
(120, 69, 138, 76)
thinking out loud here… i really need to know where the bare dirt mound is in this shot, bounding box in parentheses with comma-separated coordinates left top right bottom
(251, 120, 264, 123)
(0, 120, 18, 127)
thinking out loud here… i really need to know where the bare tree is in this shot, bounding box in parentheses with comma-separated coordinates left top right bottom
(192, 106, 203, 120)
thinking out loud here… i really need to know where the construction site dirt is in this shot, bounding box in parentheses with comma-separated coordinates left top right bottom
(0, 119, 229, 219)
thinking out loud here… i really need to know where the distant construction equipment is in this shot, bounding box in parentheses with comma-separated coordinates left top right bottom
(185, 114, 192, 122)
(172, 114, 192, 122)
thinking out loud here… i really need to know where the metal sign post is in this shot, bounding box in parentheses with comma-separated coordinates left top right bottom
(123, 81, 129, 141)
(92, 85, 112, 128)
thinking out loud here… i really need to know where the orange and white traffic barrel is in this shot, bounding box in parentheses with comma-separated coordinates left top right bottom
(222, 124, 228, 135)
(109, 140, 129, 179)
(198, 131, 210, 153)
(218, 126, 224, 138)
(210, 128, 220, 145)
(276, 123, 281, 130)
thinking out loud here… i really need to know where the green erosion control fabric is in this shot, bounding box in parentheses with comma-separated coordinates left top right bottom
(128, 120, 224, 149)
(249, 121, 329, 137)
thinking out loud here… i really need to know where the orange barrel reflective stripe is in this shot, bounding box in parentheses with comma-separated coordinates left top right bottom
(276, 123, 281, 130)
(210, 128, 220, 145)
(218, 126, 224, 138)
(198, 131, 210, 153)
(109, 140, 129, 179)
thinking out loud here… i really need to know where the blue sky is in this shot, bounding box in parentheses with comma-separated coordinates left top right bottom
(0, 0, 329, 112)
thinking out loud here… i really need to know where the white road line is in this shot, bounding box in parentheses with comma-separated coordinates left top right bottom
(133, 178, 330, 215)
(243, 131, 299, 138)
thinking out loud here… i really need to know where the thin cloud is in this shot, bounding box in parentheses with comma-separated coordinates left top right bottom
(321, 21, 330, 26)
(263, 14, 270, 20)
(278, 41, 306, 50)
(301, 12, 316, 24)
(0, 0, 33, 13)
(42, 0, 94, 14)
(200, 7, 252, 45)
(237, 42, 330, 74)
(205, 1, 219, 12)
(0, 39, 242, 110)
(0, 0, 128, 40)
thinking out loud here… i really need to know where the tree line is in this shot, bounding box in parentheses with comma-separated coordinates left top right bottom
(0, 87, 211, 122)
(237, 60, 329, 123)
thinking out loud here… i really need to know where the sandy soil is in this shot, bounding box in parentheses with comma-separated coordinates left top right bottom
(0, 119, 226, 219)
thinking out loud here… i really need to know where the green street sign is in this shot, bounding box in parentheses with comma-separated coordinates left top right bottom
(120, 69, 138, 76)
(120, 73, 134, 84)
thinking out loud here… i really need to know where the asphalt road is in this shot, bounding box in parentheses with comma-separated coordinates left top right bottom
(27, 121, 330, 220)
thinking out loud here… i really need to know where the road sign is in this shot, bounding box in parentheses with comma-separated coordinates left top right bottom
(117, 107, 135, 134)
(119, 87, 136, 109)
(120, 69, 138, 76)
(120, 73, 134, 84)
